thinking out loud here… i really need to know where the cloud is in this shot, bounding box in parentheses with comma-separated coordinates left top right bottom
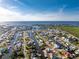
(58, 5, 67, 14)
(0, 6, 79, 22)
(0, 0, 5, 4)
(0, 7, 20, 21)
(0, 7, 61, 21)
(14, 0, 25, 6)
(10, 6, 17, 9)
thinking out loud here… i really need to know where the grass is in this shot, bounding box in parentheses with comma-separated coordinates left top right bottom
(58, 26, 79, 38)
(0, 31, 2, 36)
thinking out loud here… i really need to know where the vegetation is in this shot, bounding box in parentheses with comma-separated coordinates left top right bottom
(0, 32, 2, 36)
(58, 26, 79, 38)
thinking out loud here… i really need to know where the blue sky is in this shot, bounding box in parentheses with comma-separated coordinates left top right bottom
(0, 0, 79, 21)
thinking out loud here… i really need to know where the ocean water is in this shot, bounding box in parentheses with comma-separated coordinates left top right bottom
(1, 21, 79, 26)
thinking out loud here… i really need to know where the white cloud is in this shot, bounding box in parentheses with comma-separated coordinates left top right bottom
(14, 0, 25, 6)
(10, 6, 17, 9)
(0, 7, 61, 21)
(0, 0, 6, 4)
(59, 5, 66, 13)
(0, 7, 79, 22)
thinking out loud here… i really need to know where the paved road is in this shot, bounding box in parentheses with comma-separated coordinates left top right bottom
(2, 31, 19, 59)
(23, 31, 27, 59)
(28, 31, 45, 59)
(9, 31, 19, 54)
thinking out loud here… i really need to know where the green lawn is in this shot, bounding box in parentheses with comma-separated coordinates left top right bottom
(59, 26, 79, 38)
(0, 31, 2, 36)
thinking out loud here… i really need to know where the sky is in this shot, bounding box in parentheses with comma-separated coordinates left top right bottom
(0, 0, 79, 21)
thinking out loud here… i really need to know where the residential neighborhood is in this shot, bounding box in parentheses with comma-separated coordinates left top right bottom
(0, 24, 79, 59)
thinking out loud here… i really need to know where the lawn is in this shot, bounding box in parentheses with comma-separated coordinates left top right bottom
(59, 26, 79, 38)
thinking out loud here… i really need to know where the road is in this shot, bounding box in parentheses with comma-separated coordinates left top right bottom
(23, 31, 27, 59)
(28, 31, 45, 59)
(2, 31, 19, 59)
